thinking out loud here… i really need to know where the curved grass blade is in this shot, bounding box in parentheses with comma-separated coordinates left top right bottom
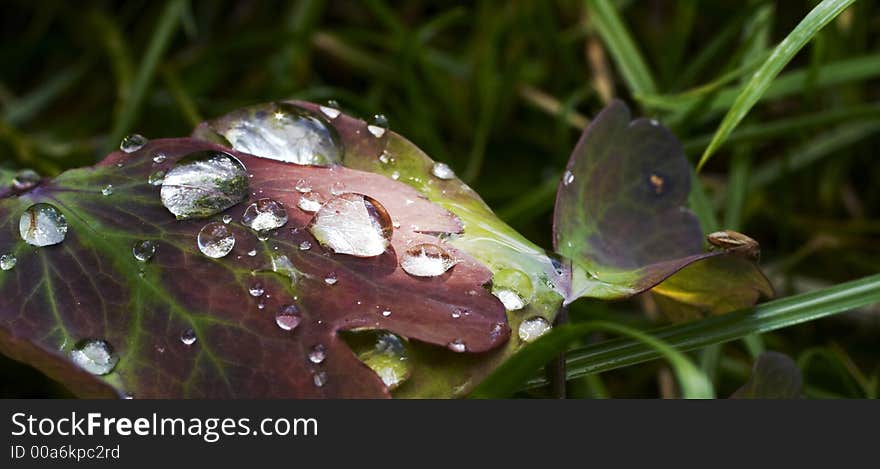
(585, 0, 657, 96)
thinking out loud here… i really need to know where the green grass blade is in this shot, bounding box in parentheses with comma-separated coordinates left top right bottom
(525, 273, 880, 389)
(471, 321, 714, 399)
(3, 64, 87, 126)
(585, 0, 657, 96)
(697, 0, 856, 171)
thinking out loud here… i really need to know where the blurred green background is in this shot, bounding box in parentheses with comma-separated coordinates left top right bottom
(1, 0, 878, 398)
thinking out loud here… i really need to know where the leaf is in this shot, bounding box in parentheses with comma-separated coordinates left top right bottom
(731, 351, 803, 399)
(697, 0, 857, 170)
(1, 101, 566, 398)
(553, 100, 772, 318)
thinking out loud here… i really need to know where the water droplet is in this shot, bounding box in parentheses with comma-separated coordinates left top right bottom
(308, 193, 393, 257)
(242, 198, 288, 232)
(148, 171, 166, 186)
(152, 153, 167, 164)
(367, 114, 388, 138)
(319, 101, 341, 119)
(308, 344, 327, 364)
(381, 310, 391, 317)
(400, 243, 456, 277)
(379, 152, 392, 164)
(352, 332, 411, 389)
(216, 102, 342, 165)
(518, 317, 551, 342)
(447, 340, 467, 353)
(197, 222, 235, 258)
(299, 240, 312, 250)
(69, 339, 119, 375)
(12, 169, 40, 191)
(247, 249, 257, 257)
(295, 178, 312, 193)
(297, 192, 323, 212)
(324, 273, 338, 285)
(431, 162, 456, 180)
(101, 184, 114, 196)
(275, 304, 302, 331)
(563, 170, 575, 186)
(313, 371, 328, 387)
(132, 240, 157, 262)
(1, 253, 17, 271)
(123, 393, 135, 400)
(222, 214, 232, 224)
(329, 181, 345, 196)
(160, 150, 249, 219)
(19, 203, 68, 247)
(391, 171, 400, 180)
(249, 282, 265, 297)
(494, 289, 525, 311)
(180, 328, 197, 346)
(492, 268, 533, 310)
(120, 134, 148, 153)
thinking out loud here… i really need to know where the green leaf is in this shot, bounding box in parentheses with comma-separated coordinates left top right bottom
(698, 0, 857, 170)
(731, 351, 802, 399)
(585, 0, 657, 96)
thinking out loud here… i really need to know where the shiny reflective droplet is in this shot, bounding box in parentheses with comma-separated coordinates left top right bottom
(378, 152, 392, 164)
(324, 273, 338, 285)
(222, 214, 232, 224)
(367, 114, 388, 138)
(308, 193, 393, 257)
(308, 344, 327, 364)
(431, 162, 456, 180)
(197, 222, 235, 258)
(242, 198, 288, 232)
(216, 102, 342, 165)
(319, 101, 341, 119)
(276, 304, 302, 331)
(12, 169, 40, 191)
(297, 192, 323, 212)
(494, 289, 525, 311)
(381, 310, 391, 317)
(352, 332, 411, 389)
(447, 340, 467, 353)
(247, 249, 257, 257)
(132, 240, 157, 262)
(0, 254, 17, 271)
(518, 317, 551, 342)
(101, 184, 114, 196)
(70, 339, 119, 375)
(295, 178, 312, 193)
(160, 150, 249, 219)
(299, 240, 312, 251)
(148, 171, 166, 186)
(180, 328, 197, 346)
(492, 268, 533, 310)
(563, 170, 575, 186)
(400, 243, 456, 277)
(19, 203, 68, 247)
(249, 282, 265, 297)
(391, 171, 400, 180)
(313, 371, 328, 387)
(329, 181, 345, 196)
(152, 153, 167, 164)
(120, 134, 148, 153)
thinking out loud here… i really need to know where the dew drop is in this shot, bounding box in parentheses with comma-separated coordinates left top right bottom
(352, 332, 411, 389)
(299, 240, 312, 251)
(160, 150, 249, 219)
(295, 178, 312, 193)
(313, 371, 328, 387)
(308, 193, 393, 257)
(242, 198, 288, 232)
(447, 340, 467, 353)
(247, 249, 257, 257)
(275, 304, 302, 331)
(494, 289, 525, 311)
(0, 253, 17, 271)
(329, 181, 346, 196)
(180, 328, 197, 346)
(378, 152, 392, 164)
(308, 344, 327, 364)
(381, 310, 392, 317)
(222, 214, 232, 224)
(518, 317, 552, 342)
(197, 222, 235, 258)
(148, 171, 166, 186)
(297, 192, 323, 212)
(12, 169, 40, 191)
(70, 339, 119, 375)
(319, 101, 341, 119)
(367, 114, 388, 138)
(19, 203, 68, 247)
(391, 171, 400, 180)
(152, 153, 167, 164)
(249, 282, 265, 297)
(132, 240, 157, 262)
(101, 184, 114, 196)
(120, 134, 148, 153)
(492, 268, 533, 310)
(400, 243, 456, 277)
(324, 273, 338, 285)
(431, 162, 456, 180)
(563, 170, 575, 186)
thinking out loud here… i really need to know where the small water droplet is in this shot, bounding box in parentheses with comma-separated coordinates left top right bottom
(12, 169, 40, 191)
(299, 240, 312, 250)
(324, 273, 338, 285)
(249, 282, 265, 297)
(494, 289, 526, 311)
(0, 253, 17, 271)
(447, 340, 467, 353)
(563, 170, 575, 186)
(69, 339, 119, 375)
(308, 344, 327, 364)
(120, 134, 148, 153)
(276, 304, 302, 331)
(297, 192, 323, 212)
(381, 309, 392, 317)
(308, 193, 393, 257)
(319, 101, 341, 119)
(518, 317, 551, 342)
(132, 240, 157, 262)
(247, 249, 257, 257)
(295, 178, 312, 193)
(19, 203, 68, 247)
(391, 171, 400, 180)
(101, 184, 114, 196)
(222, 214, 232, 224)
(329, 181, 346, 196)
(242, 198, 288, 232)
(379, 152, 392, 164)
(160, 150, 249, 219)
(400, 243, 456, 277)
(313, 370, 328, 387)
(180, 328, 197, 346)
(148, 171, 166, 186)
(152, 153, 167, 164)
(431, 162, 456, 180)
(367, 114, 388, 138)
(197, 222, 236, 258)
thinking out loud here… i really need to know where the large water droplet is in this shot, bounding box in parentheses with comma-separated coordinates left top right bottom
(400, 243, 456, 277)
(241, 198, 288, 232)
(275, 304, 302, 331)
(518, 317, 551, 342)
(19, 203, 68, 247)
(120, 134, 148, 153)
(308, 344, 327, 364)
(308, 193, 393, 257)
(216, 103, 342, 165)
(1, 253, 17, 271)
(297, 192, 323, 212)
(69, 339, 119, 375)
(431, 162, 456, 180)
(351, 332, 411, 389)
(367, 114, 388, 138)
(180, 328, 197, 346)
(132, 240, 157, 262)
(160, 150, 249, 219)
(197, 222, 235, 258)
(12, 169, 40, 191)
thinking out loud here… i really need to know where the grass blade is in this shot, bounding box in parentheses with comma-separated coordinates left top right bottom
(585, 0, 657, 96)
(697, 0, 856, 170)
